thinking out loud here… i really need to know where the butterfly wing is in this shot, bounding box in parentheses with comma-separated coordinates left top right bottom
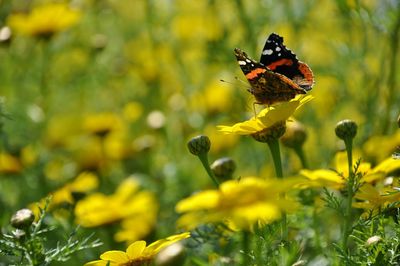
(234, 48, 306, 105)
(260, 33, 314, 90)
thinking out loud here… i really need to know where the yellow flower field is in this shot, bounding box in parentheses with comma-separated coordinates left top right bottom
(1, 1, 400, 265)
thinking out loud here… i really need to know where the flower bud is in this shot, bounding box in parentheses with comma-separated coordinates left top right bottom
(281, 121, 307, 149)
(91, 34, 108, 51)
(335, 120, 357, 141)
(366, 235, 381, 246)
(211, 157, 236, 181)
(252, 121, 286, 143)
(0, 26, 12, 45)
(187, 135, 211, 155)
(155, 242, 186, 266)
(10, 209, 35, 229)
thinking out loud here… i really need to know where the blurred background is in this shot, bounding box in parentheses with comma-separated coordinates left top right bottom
(0, 0, 400, 264)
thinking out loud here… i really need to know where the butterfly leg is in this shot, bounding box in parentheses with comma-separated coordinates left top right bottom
(252, 101, 265, 117)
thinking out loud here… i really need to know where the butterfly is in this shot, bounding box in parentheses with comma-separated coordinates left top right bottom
(234, 33, 314, 105)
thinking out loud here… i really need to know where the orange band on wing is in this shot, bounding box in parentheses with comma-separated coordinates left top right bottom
(267, 59, 293, 70)
(245, 68, 266, 79)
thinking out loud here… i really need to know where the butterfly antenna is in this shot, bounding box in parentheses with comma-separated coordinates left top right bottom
(234, 76, 251, 86)
(220, 78, 250, 90)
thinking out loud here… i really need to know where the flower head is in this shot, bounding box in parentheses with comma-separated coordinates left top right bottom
(352, 183, 400, 217)
(7, 3, 81, 38)
(83, 112, 123, 137)
(10, 209, 35, 229)
(85, 232, 190, 266)
(176, 177, 302, 230)
(281, 120, 307, 149)
(29, 172, 99, 217)
(0, 152, 22, 174)
(335, 119, 357, 141)
(75, 178, 158, 243)
(217, 95, 313, 140)
(298, 154, 400, 191)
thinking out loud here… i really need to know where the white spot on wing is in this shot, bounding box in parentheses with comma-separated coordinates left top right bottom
(238, 60, 246, 65)
(278, 53, 281, 56)
(262, 49, 273, 55)
(245, 59, 251, 63)
(275, 47, 281, 51)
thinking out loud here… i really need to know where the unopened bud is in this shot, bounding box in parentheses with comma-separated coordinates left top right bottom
(91, 34, 108, 51)
(187, 135, 211, 155)
(252, 121, 286, 143)
(211, 157, 236, 181)
(335, 120, 357, 141)
(366, 235, 381, 246)
(0, 26, 12, 45)
(281, 121, 307, 149)
(10, 209, 35, 229)
(155, 242, 186, 266)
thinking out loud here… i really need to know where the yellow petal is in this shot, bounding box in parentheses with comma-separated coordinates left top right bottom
(217, 95, 313, 135)
(70, 172, 99, 192)
(83, 260, 109, 266)
(100, 251, 130, 263)
(217, 120, 262, 135)
(371, 157, 400, 174)
(126, 240, 146, 259)
(145, 232, 190, 255)
(175, 190, 219, 212)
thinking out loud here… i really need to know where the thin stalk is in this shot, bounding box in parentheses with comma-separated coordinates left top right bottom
(294, 145, 309, 169)
(342, 138, 354, 251)
(198, 153, 219, 188)
(267, 139, 287, 240)
(382, 5, 400, 134)
(241, 231, 250, 266)
(267, 139, 283, 178)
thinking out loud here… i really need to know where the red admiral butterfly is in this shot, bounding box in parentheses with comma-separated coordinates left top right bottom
(235, 33, 314, 105)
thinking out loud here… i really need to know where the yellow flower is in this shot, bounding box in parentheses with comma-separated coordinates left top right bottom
(20, 145, 38, 167)
(299, 153, 400, 190)
(30, 172, 98, 213)
(123, 101, 143, 122)
(217, 95, 313, 136)
(52, 172, 99, 204)
(191, 79, 234, 114)
(363, 132, 400, 163)
(352, 184, 400, 217)
(83, 112, 124, 137)
(176, 177, 302, 230)
(84, 232, 190, 266)
(7, 3, 80, 38)
(75, 178, 158, 243)
(0, 152, 22, 174)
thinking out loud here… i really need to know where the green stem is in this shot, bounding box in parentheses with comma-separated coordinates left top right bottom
(312, 208, 322, 253)
(198, 153, 219, 188)
(342, 138, 354, 252)
(267, 139, 287, 240)
(241, 231, 250, 266)
(38, 40, 51, 114)
(267, 139, 283, 178)
(382, 5, 400, 134)
(294, 145, 309, 169)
